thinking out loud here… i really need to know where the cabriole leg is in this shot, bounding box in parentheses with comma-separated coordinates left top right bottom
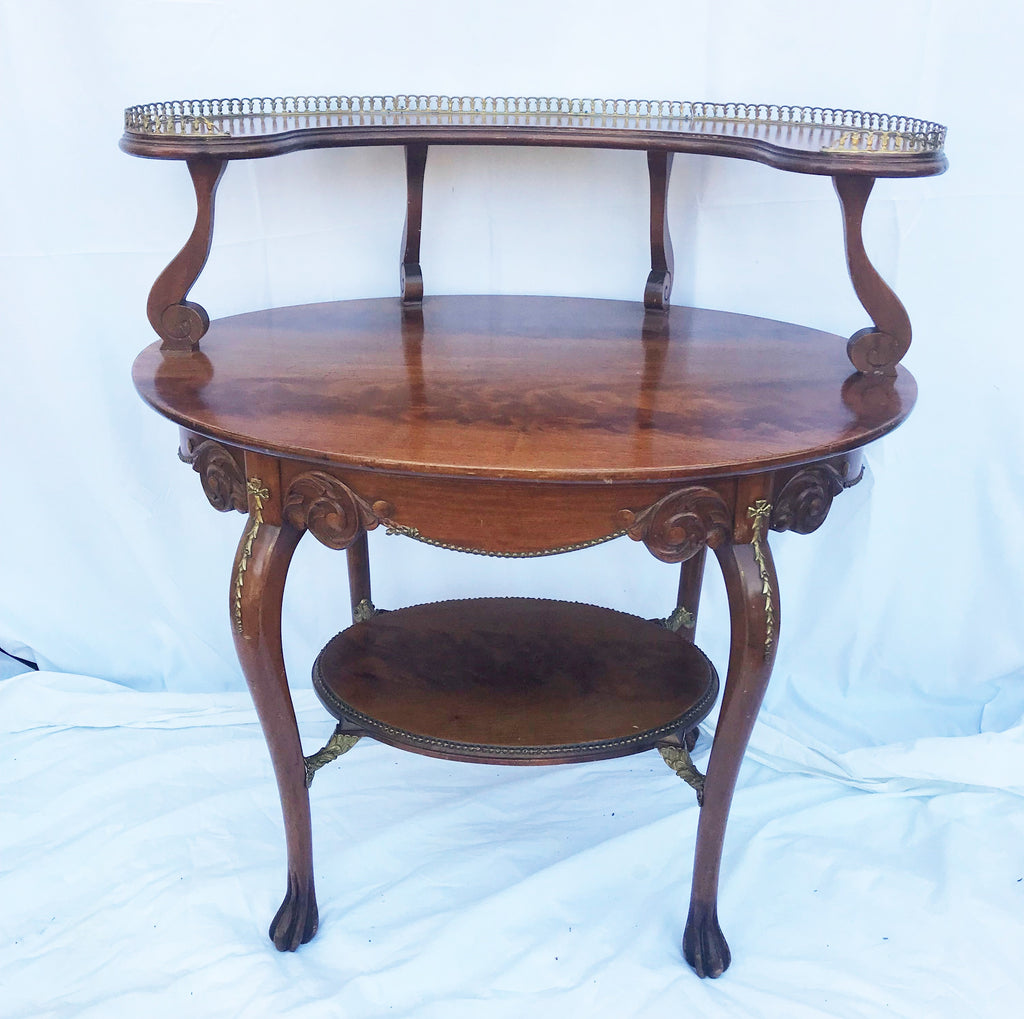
(684, 508, 779, 978)
(231, 481, 314, 951)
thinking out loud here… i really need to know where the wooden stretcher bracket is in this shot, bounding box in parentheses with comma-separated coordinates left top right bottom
(834, 174, 912, 376)
(645, 150, 674, 310)
(147, 157, 226, 351)
(401, 143, 428, 303)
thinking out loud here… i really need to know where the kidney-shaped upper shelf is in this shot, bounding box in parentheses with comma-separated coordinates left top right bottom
(121, 94, 946, 177)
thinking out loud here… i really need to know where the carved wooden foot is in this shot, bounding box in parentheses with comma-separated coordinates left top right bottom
(684, 519, 779, 977)
(270, 870, 319, 952)
(231, 486, 317, 951)
(683, 902, 731, 979)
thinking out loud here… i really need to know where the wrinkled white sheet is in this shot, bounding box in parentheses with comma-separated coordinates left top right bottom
(3, 672, 1022, 1018)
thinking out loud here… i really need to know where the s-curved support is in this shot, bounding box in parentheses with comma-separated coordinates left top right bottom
(401, 143, 428, 303)
(231, 487, 315, 951)
(645, 150, 674, 310)
(683, 502, 780, 978)
(834, 174, 911, 376)
(147, 157, 226, 351)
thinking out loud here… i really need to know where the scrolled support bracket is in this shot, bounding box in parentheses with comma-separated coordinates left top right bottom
(147, 157, 226, 352)
(401, 143, 428, 303)
(644, 150, 675, 310)
(282, 471, 391, 550)
(834, 174, 911, 376)
(179, 436, 247, 513)
(619, 485, 730, 564)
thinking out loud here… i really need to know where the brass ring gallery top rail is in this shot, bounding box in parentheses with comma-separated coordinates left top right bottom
(121, 94, 947, 176)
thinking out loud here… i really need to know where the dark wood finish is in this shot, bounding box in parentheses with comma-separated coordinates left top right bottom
(400, 143, 427, 303)
(645, 150, 674, 310)
(620, 485, 731, 563)
(147, 158, 225, 351)
(178, 432, 246, 512)
(126, 97, 939, 977)
(771, 453, 863, 535)
(676, 546, 707, 644)
(685, 515, 779, 978)
(230, 453, 316, 952)
(133, 296, 917, 482)
(834, 174, 913, 375)
(346, 532, 371, 620)
(312, 598, 718, 764)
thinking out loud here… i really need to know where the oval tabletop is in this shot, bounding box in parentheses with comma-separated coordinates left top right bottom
(121, 95, 947, 177)
(133, 295, 916, 482)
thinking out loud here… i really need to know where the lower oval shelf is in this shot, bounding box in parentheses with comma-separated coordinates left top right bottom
(312, 597, 719, 765)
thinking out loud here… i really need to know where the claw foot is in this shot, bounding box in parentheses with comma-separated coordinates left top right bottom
(269, 872, 318, 951)
(683, 903, 731, 978)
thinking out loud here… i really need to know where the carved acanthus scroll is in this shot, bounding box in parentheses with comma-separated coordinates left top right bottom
(619, 486, 730, 563)
(282, 472, 391, 550)
(147, 157, 226, 351)
(180, 438, 246, 513)
(771, 465, 844, 535)
(834, 174, 911, 376)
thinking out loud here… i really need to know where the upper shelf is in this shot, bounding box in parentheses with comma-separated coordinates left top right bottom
(121, 94, 947, 177)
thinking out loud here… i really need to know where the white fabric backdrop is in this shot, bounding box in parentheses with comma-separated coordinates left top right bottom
(1, 1, 1022, 1015)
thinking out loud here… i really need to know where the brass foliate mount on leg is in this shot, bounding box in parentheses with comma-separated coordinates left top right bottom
(659, 743, 705, 805)
(748, 500, 776, 662)
(304, 725, 362, 788)
(662, 605, 696, 633)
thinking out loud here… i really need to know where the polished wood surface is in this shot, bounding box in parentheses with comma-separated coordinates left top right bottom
(134, 296, 916, 481)
(121, 96, 947, 178)
(313, 598, 718, 764)
(126, 96, 940, 976)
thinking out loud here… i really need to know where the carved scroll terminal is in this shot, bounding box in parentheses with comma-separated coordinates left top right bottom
(834, 174, 912, 376)
(282, 472, 390, 550)
(644, 149, 674, 310)
(180, 439, 246, 513)
(619, 486, 730, 564)
(147, 157, 226, 351)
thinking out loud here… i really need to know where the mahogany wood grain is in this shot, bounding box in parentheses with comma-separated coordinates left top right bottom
(230, 453, 317, 952)
(346, 532, 371, 619)
(400, 143, 427, 303)
(126, 96, 941, 977)
(833, 174, 913, 375)
(313, 598, 718, 764)
(676, 546, 707, 644)
(147, 158, 225, 351)
(645, 150, 674, 310)
(684, 504, 780, 978)
(133, 296, 916, 483)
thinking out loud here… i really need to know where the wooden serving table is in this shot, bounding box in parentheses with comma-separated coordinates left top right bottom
(122, 96, 946, 977)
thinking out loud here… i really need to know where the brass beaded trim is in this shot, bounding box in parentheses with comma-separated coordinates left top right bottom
(124, 95, 945, 154)
(382, 520, 627, 558)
